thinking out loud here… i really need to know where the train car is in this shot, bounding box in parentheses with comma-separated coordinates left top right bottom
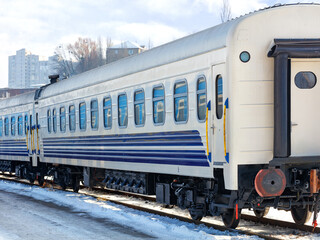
(1, 4, 320, 228)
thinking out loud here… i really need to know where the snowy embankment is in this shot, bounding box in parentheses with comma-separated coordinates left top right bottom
(0, 180, 256, 240)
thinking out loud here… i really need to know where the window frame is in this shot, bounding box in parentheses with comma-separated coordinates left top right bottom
(52, 108, 57, 133)
(47, 109, 52, 133)
(196, 75, 207, 122)
(24, 114, 28, 136)
(18, 115, 23, 136)
(59, 106, 66, 133)
(152, 84, 165, 126)
(216, 75, 223, 120)
(294, 71, 317, 89)
(0, 118, 3, 137)
(69, 104, 76, 132)
(134, 89, 146, 127)
(173, 79, 188, 124)
(4, 117, 9, 136)
(118, 93, 128, 128)
(79, 102, 87, 131)
(11, 116, 16, 136)
(103, 96, 112, 129)
(90, 99, 99, 130)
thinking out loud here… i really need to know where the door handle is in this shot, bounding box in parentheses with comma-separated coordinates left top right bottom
(291, 122, 298, 127)
(211, 125, 215, 134)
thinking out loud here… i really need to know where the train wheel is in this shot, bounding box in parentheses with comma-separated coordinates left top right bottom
(189, 211, 203, 221)
(222, 208, 241, 229)
(188, 205, 205, 221)
(291, 205, 312, 225)
(37, 175, 44, 186)
(72, 176, 80, 193)
(254, 207, 270, 218)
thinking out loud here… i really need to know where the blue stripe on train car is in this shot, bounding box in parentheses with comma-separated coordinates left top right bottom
(0, 139, 28, 157)
(43, 130, 210, 167)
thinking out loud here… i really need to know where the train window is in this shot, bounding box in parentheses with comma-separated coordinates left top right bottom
(118, 94, 128, 127)
(60, 107, 66, 132)
(4, 117, 9, 136)
(174, 80, 188, 123)
(197, 76, 207, 121)
(69, 105, 76, 132)
(90, 99, 98, 129)
(153, 85, 165, 125)
(103, 97, 112, 129)
(52, 109, 57, 133)
(18, 116, 23, 136)
(24, 115, 28, 135)
(47, 110, 52, 133)
(79, 102, 86, 130)
(216, 75, 223, 119)
(295, 71, 317, 89)
(0, 118, 2, 137)
(134, 89, 145, 126)
(11, 116, 16, 136)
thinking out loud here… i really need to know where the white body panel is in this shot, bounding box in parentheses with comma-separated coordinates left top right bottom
(291, 59, 320, 156)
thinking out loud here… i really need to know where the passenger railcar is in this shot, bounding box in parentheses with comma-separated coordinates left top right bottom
(1, 4, 320, 228)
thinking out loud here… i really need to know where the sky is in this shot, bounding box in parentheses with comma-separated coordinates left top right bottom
(0, 0, 319, 88)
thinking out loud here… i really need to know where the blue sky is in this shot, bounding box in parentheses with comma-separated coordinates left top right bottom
(0, 0, 319, 87)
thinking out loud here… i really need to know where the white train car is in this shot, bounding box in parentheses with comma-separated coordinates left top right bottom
(1, 4, 320, 228)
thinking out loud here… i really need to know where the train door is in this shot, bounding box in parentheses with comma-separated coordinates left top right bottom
(212, 63, 226, 164)
(35, 113, 39, 156)
(25, 113, 31, 156)
(291, 59, 320, 156)
(29, 114, 33, 154)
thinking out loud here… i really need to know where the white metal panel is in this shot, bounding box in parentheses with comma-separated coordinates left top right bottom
(211, 63, 226, 164)
(291, 59, 320, 156)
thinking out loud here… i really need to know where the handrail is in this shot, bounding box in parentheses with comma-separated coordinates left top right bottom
(224, 98, 229, 163)
(206, 101, 211, 162)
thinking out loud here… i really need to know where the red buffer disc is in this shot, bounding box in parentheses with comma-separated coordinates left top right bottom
(254, 168, 286, 197)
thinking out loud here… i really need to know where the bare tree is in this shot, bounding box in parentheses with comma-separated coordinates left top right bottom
(53, 37, 112, 78)
(97, 36, 105, 67)
(51, 45, 76, 79)
(220, 0, 232, 23)
(147, 38, 153, 50)
(106, 37, 113, 49)
(67, 37, 101, 73)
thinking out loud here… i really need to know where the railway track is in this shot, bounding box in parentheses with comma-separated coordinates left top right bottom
(0, 172, 318, 239)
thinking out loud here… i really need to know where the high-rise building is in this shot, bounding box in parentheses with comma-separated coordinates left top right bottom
(8, 49, 56, 89)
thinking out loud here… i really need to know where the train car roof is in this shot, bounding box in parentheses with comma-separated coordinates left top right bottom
(39, 3, 320, 99)
(0, 90, 35, 110)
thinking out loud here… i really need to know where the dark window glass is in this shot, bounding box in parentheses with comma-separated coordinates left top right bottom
(47, 110, 51, 133)
(134, 90, 145, 126)
(60, 107, 66, 132)
(103, 97, 112, 129)
(0, 118, 2, 137)
(153, 86, 165, 124)
(79, 102, 86, 130)
(4, 117, 9, 136)
(53, 109, 57, 133)
(295, 71, 317, 89)
(216, 75, 223, 119)
(24, 115, 28, 135)
(174, 80, 188, 122)
(197, 77, 207, 121)
(18, 116, 23, 136)
(69, 105, 75, 131)
(90, 100, 98, 129)
(11, 116, 15, 136)
(118, 94, 128, 127)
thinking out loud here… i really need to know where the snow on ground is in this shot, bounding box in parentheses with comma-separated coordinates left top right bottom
(0, 180, 258, 240)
